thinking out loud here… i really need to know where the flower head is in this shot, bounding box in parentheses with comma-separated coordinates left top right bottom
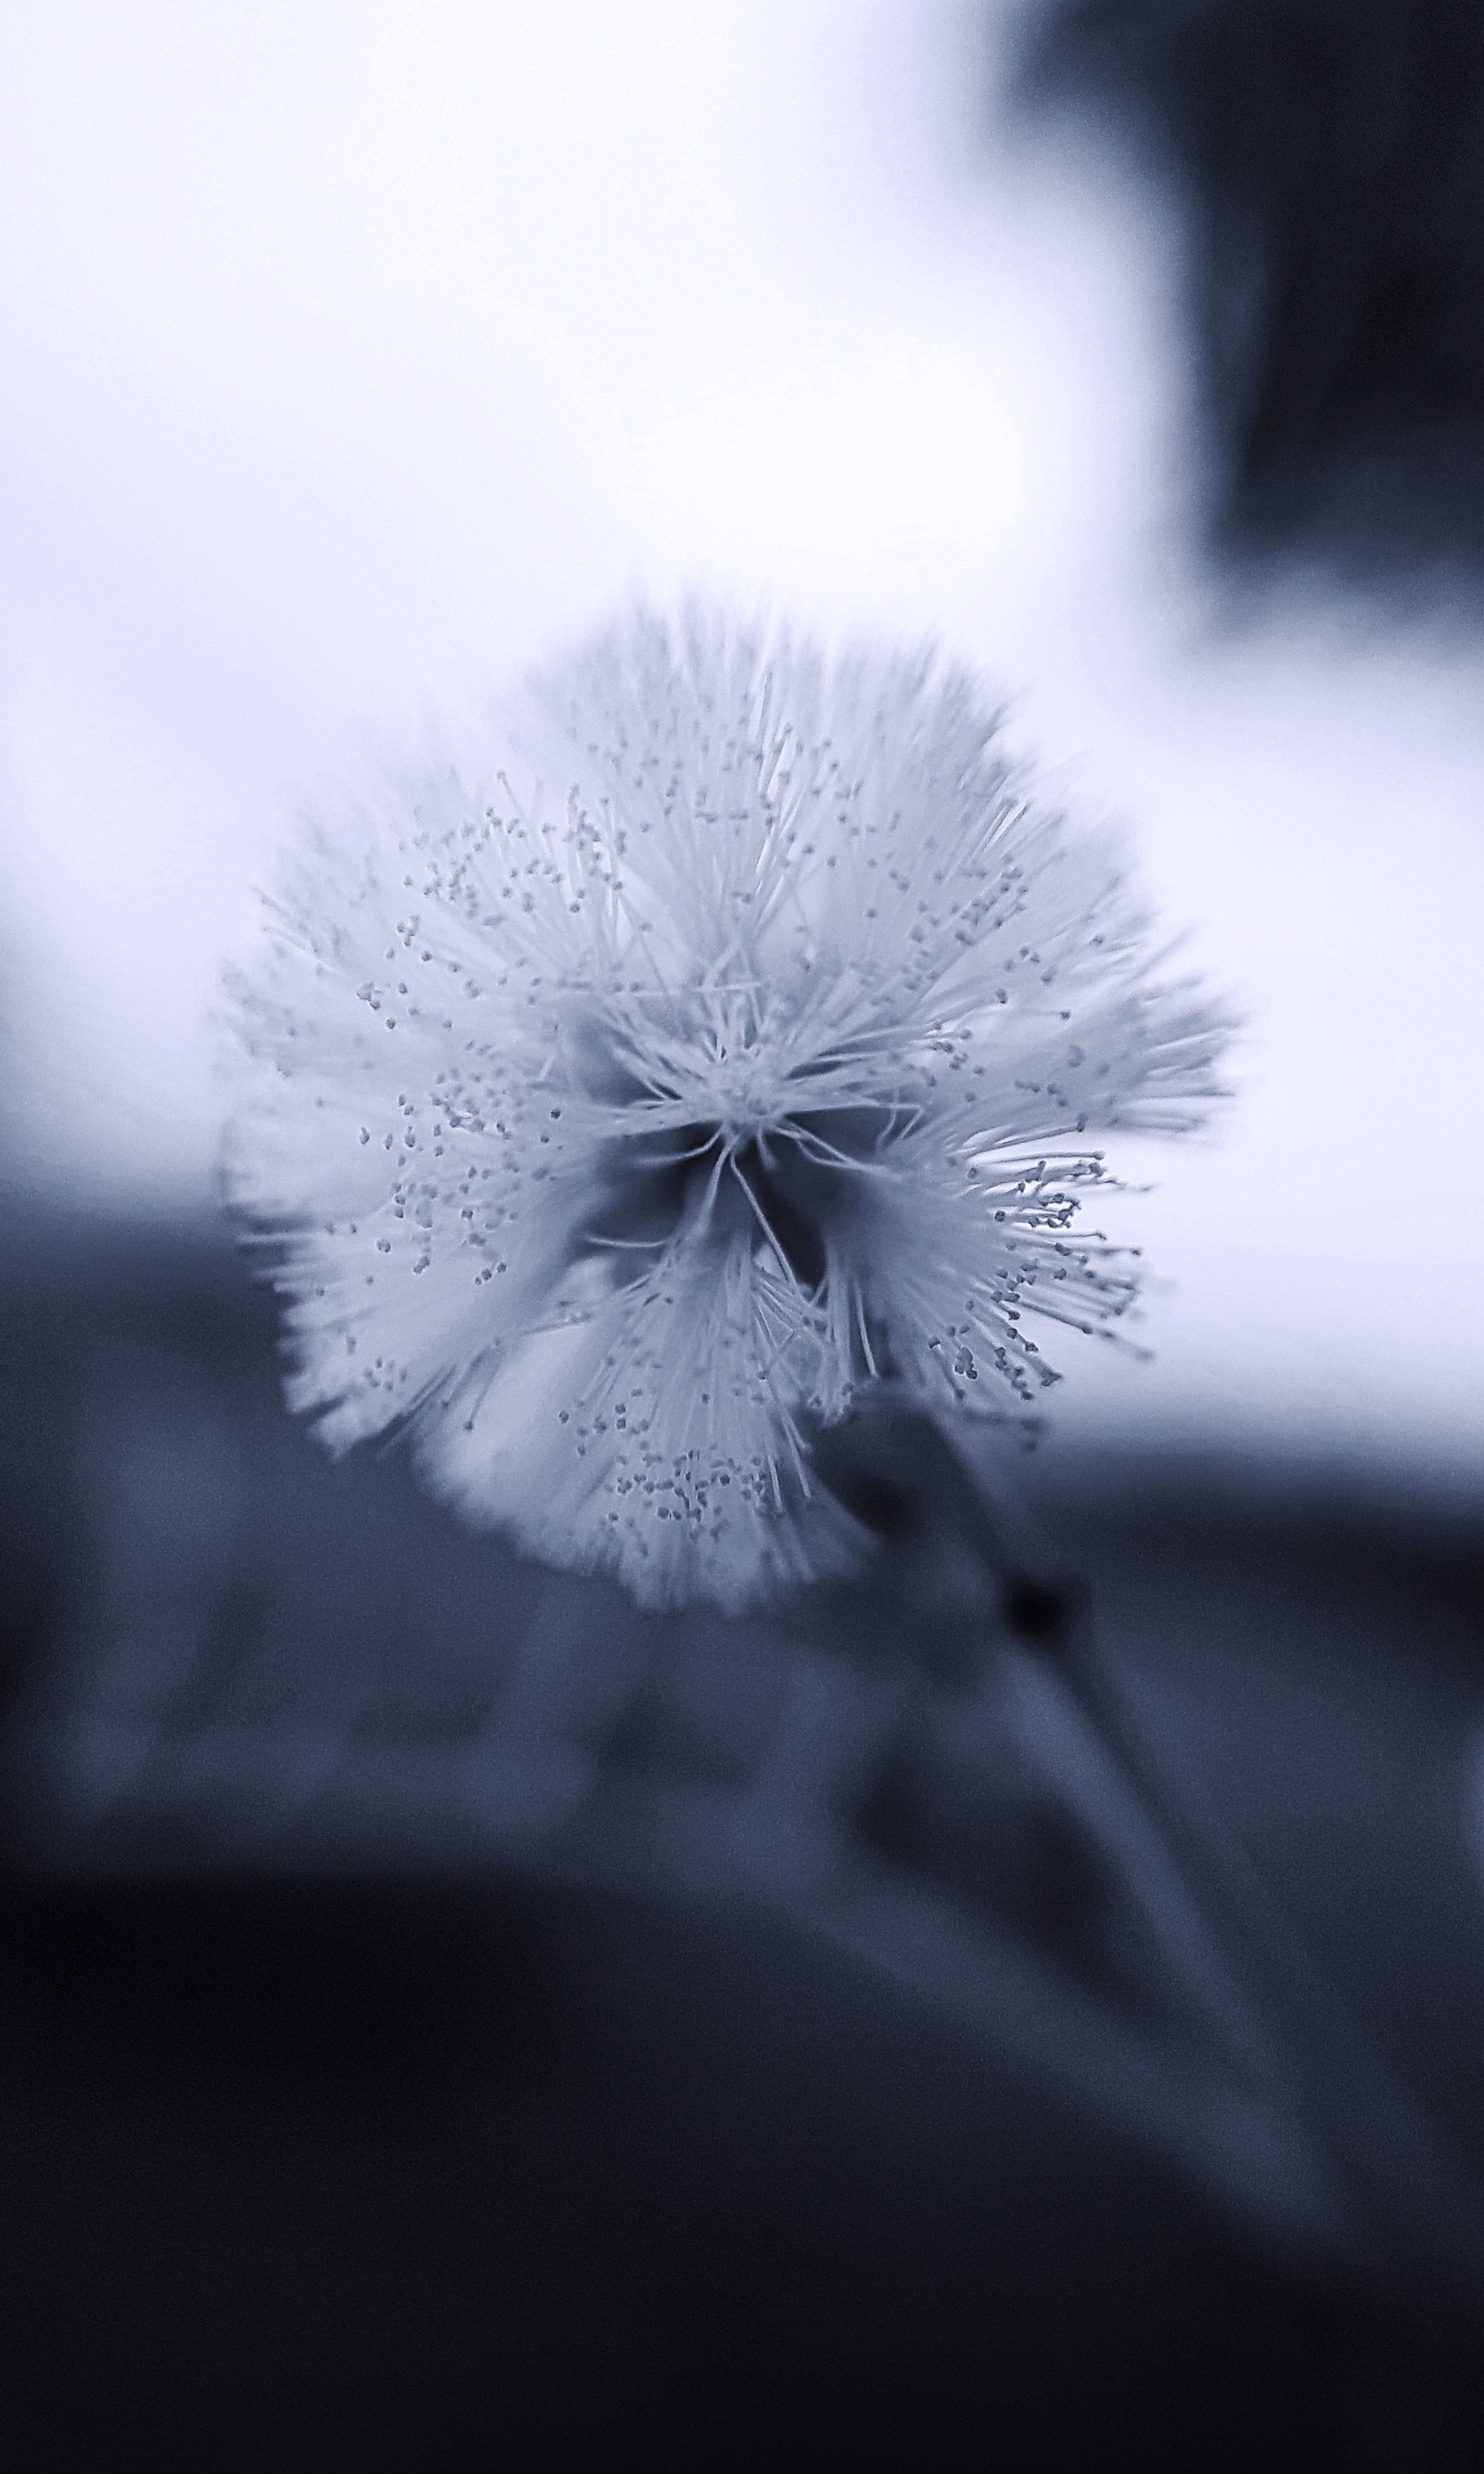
(228, 603, 1229, 1610)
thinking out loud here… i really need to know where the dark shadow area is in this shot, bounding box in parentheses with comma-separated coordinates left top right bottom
(1017, 0, 1484, 588)
(8, 1869, 1472, 2472)
(0, 1209, 1481, 2466)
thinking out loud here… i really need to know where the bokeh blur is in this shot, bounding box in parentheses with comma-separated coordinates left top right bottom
(0, 4, 1482, 2464)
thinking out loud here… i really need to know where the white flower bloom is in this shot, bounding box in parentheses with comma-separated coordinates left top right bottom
(228, 603, 1229, 1611)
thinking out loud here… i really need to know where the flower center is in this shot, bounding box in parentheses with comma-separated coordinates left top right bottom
(583, 1107, 897, 1292)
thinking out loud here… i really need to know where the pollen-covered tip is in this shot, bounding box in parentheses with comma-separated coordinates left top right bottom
(225, 600, 1231, 1611)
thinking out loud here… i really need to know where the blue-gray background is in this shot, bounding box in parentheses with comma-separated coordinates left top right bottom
(2, 7, 1484, 2467)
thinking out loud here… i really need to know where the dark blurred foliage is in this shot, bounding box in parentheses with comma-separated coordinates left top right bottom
(1018, 0, 1484, 577)
(0, 1211, 1481, 2467)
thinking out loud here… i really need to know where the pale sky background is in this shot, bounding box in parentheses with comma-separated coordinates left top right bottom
(0, 0, 1479, 1488)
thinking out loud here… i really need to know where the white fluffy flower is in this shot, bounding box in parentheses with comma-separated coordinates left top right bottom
(228, 603, 1229, 1611)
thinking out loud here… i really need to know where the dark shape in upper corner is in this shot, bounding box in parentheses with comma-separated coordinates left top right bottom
(1016, 0, 1484, 583)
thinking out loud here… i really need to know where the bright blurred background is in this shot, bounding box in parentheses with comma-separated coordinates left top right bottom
(1, 0, 1478, 1495)
(5, 16, 1484, 2463)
